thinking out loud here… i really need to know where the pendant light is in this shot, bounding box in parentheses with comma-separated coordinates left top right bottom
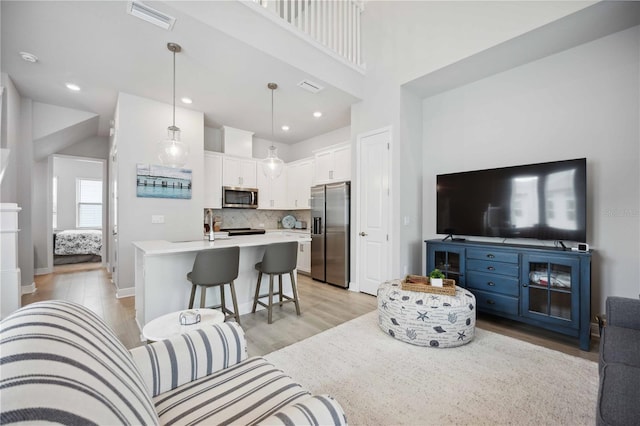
(261, 82, 284, 179)
(157, 42, 189, 168)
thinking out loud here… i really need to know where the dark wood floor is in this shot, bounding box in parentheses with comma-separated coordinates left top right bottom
(24, 264, 598, 361)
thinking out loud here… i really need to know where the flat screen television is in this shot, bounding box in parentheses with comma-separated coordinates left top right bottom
(436, 158, 587, 243)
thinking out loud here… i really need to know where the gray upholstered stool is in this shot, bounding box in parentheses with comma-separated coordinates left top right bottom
(251, 241, 301, 324)
(187, 246, 241, 325)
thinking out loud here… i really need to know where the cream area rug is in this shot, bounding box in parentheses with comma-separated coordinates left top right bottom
(264, 311, 598, 425)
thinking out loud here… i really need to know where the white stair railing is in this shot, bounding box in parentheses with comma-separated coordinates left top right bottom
(252, 0, 364, 70)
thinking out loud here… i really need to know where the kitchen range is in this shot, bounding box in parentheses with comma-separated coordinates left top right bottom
(220, 228, 266, 236)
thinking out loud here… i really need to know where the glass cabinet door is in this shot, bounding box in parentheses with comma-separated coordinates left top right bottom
(521, 254, 579, 328)
(427, 244, 465, 287)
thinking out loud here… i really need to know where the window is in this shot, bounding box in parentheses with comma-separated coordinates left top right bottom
(52, 176, 58, 229)
(77, 178, 102, 228)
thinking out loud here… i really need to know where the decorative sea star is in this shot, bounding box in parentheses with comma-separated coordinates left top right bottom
(416, 311, 429, 321)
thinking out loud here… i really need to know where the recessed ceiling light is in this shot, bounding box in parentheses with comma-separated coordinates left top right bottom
(19, 51, 38, 63)
(181, 97, 192, 104)
(313, 111, 322, 118)
(281, 125, 290, 131)
(65, 83, 81, 91)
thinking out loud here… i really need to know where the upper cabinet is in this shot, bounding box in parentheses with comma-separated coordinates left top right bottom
(313, 143, 351, 184)
(257, 166, 288, 210)
(287, 158, 313, 209)
(203, 152, 223, 209)
(222, 156, 257, 189)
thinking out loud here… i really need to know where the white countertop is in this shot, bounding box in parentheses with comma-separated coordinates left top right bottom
(133, 232, 311, 255)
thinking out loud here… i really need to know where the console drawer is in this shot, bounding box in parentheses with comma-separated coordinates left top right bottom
(467, 271, 519, 297)
(467, 248, 518, 264)
(472, 289, 519, 316)
(467, 259, 519, 277)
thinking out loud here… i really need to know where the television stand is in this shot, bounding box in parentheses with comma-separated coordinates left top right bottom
(425, 239, 592, 351)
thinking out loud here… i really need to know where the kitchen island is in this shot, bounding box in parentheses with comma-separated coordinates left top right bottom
(132, 232, 310, 339)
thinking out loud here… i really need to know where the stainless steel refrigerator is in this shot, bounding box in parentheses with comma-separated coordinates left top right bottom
(311, 182, 350, 288)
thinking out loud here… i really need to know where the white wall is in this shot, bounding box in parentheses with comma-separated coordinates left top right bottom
(58, 135, 109, 159)
(204, 126, 222, 152)
(422, 25, 640, 312)
(53, 156, 103, 231)
(350, 1, 593, 281)
(18, 99, 34, 289)
(0, 73, 20, 203)
(289, 126, 350, 160)
(32, 158, 49, 273)
(115, 93, 204, 292)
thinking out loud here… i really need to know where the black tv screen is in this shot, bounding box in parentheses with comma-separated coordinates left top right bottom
(436, 158, 587, 243)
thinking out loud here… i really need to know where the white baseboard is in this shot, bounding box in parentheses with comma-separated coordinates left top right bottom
(35, 267, 53, 276)
(348, 281, 359, 292)
(21, 282, 36, 295)
(116, 287, 135, 298)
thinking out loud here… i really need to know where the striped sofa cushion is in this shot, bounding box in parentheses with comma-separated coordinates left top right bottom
(0, 300, 159, 425)
(153, 357, 311, 425)
(130, 322, 247, 397)
(258, 395, 348, 426)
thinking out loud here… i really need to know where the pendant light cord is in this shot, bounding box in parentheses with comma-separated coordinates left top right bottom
(267, 82, 278, 150)
(172, 47, 176, 128)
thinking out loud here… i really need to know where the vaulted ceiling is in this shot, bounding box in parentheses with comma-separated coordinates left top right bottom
(1, 1, 361, 144)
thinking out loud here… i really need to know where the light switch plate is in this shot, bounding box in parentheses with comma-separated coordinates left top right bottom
(151, 215, 165, 224)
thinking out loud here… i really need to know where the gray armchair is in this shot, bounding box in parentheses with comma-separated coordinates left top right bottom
(597, 296, 640, 425)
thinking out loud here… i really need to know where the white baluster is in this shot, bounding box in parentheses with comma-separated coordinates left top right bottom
(356, 1, 361, 66)
(303, 0, 308, 33)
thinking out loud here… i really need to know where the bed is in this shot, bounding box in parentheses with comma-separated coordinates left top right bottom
(53, 230, 102, 265)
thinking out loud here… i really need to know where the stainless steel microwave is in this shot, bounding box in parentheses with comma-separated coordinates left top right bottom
(222, 186, 258, 209)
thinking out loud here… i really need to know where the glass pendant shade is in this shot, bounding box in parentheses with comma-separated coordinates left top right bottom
(262, 145, 284, 179)
(157, 42, 188, 168)
(262, 82, 283, 179)
(157, 125, 189, 168)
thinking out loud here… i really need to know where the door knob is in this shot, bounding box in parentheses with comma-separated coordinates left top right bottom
(359, 232, 368, 236)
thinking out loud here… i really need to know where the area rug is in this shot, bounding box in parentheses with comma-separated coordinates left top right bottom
(264, 311, 598, 425)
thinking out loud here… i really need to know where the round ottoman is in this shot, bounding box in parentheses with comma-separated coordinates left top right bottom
(377, 279, 476, 348)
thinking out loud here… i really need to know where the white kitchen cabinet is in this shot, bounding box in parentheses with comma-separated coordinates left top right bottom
(312, 143, 351, 184)
(257, 166, 287, 210)
(297, 240, 311, 273)
(287, 158, 313, 209)
(203, 152, 223, 208)
(222, 156, 257, 188)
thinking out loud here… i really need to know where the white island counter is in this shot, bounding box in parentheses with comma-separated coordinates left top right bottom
(133, 232, 310, 339)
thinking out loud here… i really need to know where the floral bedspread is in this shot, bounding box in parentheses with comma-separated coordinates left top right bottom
(54, 230, 102, 256)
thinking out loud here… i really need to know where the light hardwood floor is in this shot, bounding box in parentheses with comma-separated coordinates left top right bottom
(24, 264, 598, 361)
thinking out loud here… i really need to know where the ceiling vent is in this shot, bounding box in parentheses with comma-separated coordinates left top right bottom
(127, 1, 176, 31)
(297, 79, 324, 94)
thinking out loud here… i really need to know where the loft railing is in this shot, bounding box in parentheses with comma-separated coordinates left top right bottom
(251, 0, 364, 71)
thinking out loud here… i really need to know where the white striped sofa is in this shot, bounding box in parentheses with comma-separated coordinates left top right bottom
(0, 300, 347, 425)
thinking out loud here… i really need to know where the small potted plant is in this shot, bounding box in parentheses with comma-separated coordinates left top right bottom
(429, 269, 445, 287)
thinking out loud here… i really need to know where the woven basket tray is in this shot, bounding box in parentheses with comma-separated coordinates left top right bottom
(401, 274, 456, 296)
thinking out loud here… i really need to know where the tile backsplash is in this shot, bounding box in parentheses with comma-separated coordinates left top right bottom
(204, 209, 310, 230)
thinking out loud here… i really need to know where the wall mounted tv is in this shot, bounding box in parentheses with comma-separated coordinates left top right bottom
(436, 158, 587, 243)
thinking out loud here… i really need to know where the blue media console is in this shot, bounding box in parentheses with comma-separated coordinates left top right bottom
(425, 239, 592, 351)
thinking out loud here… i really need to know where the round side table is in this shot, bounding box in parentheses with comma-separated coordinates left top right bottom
(142, 309, 225, 341)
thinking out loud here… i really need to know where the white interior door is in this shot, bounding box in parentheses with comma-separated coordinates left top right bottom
(357, 128, 391, 295)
